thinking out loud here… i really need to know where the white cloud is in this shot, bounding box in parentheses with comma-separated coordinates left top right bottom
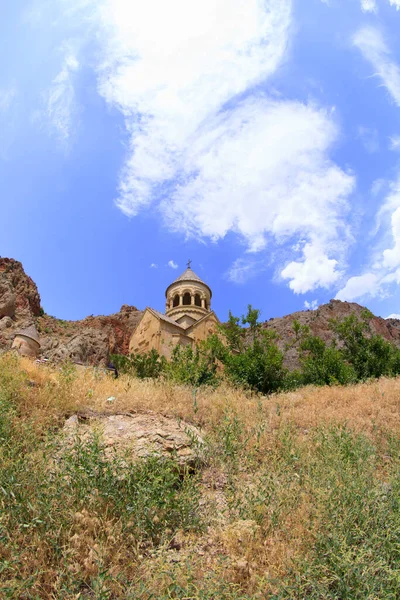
(335, 273, 380, 301)
(51, 0, 356, 294)
(93, 0, 292, 216)
(46, 48, 79, 143)
(353, 27, 400, 106)
(386, 313, 400, 319)
(389, 0, 400, 9)
(282, 242, 342, 293)
(304, 299, 319, 310)
(82, 0, 354, 294)
(0, 88, 16, 112)
(167, 260, 178, 269)
(361, 0, 378, 13)
(382, 189, 400, 270)
(336, 177, 400, 300)
(150, 263, 158, 268)
(389, 135, 400, 151)
(227, 258, 261, 284)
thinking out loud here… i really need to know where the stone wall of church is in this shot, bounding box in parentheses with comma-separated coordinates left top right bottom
(189, 313, 219, 345)
(129, 312, 194, 360)
(159, 322, 192, 360)
(129, 311, 161, 355)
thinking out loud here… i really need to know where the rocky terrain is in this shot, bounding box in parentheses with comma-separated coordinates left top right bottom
(265, 299, 400, 369)
(1, 256, 399, 367)
(0, 258, 142, 365)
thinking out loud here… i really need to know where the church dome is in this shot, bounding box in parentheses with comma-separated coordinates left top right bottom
(165, 263, 212, 324)
(166, 266, 212, 298)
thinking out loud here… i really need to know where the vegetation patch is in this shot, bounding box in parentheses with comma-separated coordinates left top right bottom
(0, 352, 399, 598)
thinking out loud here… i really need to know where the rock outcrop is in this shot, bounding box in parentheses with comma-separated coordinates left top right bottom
(63, 412, 204, 467)
(0, 258, 41, 320)
(38, 305, 142, 365)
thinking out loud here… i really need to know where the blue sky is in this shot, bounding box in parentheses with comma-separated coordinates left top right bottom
(1, 0, 400, 321)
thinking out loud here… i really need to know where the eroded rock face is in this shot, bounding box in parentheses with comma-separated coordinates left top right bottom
(63, 412, 204, 467)
(0, 316, 13, 330)
(38, 306, 142, 365)
(0, 258, 41, 319)
(0, 280, 15, 319)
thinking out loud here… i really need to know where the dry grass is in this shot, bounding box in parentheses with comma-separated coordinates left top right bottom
(19, 354, 400, 442)
(1, 353, 399, 599)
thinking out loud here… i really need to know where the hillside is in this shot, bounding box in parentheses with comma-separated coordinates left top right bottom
(265, 299, 400, 369)
(0, 353, 399, 598)
(0, 258, 142, 365)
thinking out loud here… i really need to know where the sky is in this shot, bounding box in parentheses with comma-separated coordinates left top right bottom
(1, 0, 400, 322)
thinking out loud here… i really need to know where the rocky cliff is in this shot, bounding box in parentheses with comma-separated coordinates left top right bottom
(0, 258, 142, 365)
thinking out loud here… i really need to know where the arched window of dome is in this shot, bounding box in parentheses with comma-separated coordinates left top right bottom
(194, 293, 201, 307)
(173, 294, 179, 307)
(183, 292, 191, 305)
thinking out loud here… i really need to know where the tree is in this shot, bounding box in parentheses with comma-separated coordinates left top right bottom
(330, 314, 400, 380)
(221, 305, 287, 394)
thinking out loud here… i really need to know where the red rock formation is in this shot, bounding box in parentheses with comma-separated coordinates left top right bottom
(0, 258, 42, 319)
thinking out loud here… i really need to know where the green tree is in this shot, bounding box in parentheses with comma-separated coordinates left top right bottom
(331, 314, 400, 380)
(221, 305, 287, 394)
(299, 334, 356, 386)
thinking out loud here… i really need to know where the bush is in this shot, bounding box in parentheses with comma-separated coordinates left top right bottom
(111, 349, 166, 379)
(299, 333, 357, 386)
(165, 337, 221, 387)
(331, 313, 400, 380)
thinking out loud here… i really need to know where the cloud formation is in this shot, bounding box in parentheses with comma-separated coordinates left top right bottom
(361, 0, 377, 13)
(168, 260, 178, 269)
(353, 27, 400, 106)
(336, 29, 400, 302)
(336, 177, 400, 300)
(77, 0, 354, 294)
(46, 49, 79, 143)
(304, 299, 319, 310)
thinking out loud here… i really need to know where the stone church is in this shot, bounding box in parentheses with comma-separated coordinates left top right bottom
(129, 263, 219, 359)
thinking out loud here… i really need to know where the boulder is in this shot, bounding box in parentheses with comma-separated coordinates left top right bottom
(63, 412, 204, 467)
(0, 316, 13, 330)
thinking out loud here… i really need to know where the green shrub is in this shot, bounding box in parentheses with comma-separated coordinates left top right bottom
(165, 337, 221, 387)
(111, 349, 166, 379)
(299, 334, 357, 386)
(331, 313, 400, 380)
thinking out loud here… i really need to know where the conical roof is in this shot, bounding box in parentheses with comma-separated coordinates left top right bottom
(166, 266, 212, 297)
(16, 324, 40, 345)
